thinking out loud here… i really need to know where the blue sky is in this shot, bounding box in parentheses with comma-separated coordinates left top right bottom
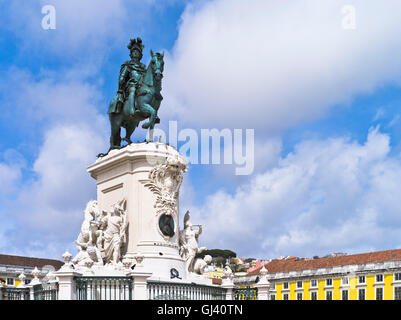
(1, 0, 401, 261)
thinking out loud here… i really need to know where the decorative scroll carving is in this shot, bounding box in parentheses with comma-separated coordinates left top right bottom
(143, 155, 187, 220)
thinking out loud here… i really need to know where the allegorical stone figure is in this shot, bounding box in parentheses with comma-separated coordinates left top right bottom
(193, 255, 213, 275)
(179, 211, 207, 273)
(100, 199, 128, 265)
(72, 200, 104, 267)
(74, 200, 99, 251)
(72, 199, 128, 268)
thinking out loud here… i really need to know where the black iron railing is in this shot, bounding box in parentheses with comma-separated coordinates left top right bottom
(234, 287, 258, 300)
(1, 287, 30, 300)
(33, 282, 59, 300)
(75, 276, 133, 300)
(148, 281, 226, 300)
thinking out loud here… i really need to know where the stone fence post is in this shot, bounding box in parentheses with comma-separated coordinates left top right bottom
(254, 266, 270, 300)
(54, 250, 82, 300)
(128, 257, 152, 300)
(55, 270, 82, 300)
(128, 269, 153, 300)
(27, 267, 41, 300)
(222, 277, 235, 300)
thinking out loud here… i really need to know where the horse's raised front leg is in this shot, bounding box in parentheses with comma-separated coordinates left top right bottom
(141, 104, 156, 129)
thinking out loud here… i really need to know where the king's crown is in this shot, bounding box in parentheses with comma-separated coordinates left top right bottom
(127, 37, 144, 53)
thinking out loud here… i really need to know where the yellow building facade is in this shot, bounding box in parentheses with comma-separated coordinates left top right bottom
(270, 273, 398, 300)
(249, 249, 401, 300)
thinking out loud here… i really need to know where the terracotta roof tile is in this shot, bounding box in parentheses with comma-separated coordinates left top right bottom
(248, 249, 401, 275)
(0, 254, 64, 270)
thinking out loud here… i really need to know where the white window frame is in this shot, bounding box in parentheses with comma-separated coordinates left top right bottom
(326, 278, 333, 287)
(296, 280, 303, 289)
(310, 291, 318, 300)
(341, 289, 349, 300)
(341, 277, 349, 285)
(358, 275, 366, 284)
(6, 278, 14, 286)
(283, 293, 289, 300)
(325, 290, 333, 300)
(310, 279, 317, 288)
(375, 274, 384, 283)
(296, 292, 303, 300)
(375, 286, 384, 300)
(358, 288, 366, 300)
(394, 285, 401, 300)
(282, 282, 289, 290)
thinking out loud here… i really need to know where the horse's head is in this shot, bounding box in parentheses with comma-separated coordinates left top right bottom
(84, 200, 99, 220)
(150, 50, 164, 80)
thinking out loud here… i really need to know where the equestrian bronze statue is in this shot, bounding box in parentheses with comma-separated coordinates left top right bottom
(106, 37, 164, 152)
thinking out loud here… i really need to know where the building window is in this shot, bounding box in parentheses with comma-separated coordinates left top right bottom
(271, 283, 276, 290)
(342, 277, 348, 285)
(326, 278, 332, 286)
(283, 293, 289, 300)
(6, 278, 14, 286)
(297, 281, 303, 288)
(395, 273, 401, 281)
(311, 291, 317, 300)
(358, 275, 366, 284)
(270, 294, 276, 300)
(394, 287, 401, 300)
(342, 290, 348, 300)
(376, 274, 383, 283)
(358, 288, 366, 300)
(326, 291, 333, 300)
(283, 282, 289, 289)
(24, 279, 31, 285)
(297, 292, 303, 300)
(376, 287, 383, 300)
(310, 279, 317, 287)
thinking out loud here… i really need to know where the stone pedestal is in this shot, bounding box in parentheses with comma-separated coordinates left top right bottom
(55, 270, 82, 300)
(222, 278, 235, 300)
(254, 266, 270, 300)
(87, 142, 188, 281)
(128, 267, 153, 300)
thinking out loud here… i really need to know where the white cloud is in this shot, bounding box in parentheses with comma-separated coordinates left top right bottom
(0, 156, 24, 195)
(11, 124, 104, 233)
(164, 0, 401, 132)
(0, 67, 109, 258)
(0, 68, 106, 125)
(187, 127, 401, 259)
(0, 122, 106, 258)
(0, 149, 26, 194)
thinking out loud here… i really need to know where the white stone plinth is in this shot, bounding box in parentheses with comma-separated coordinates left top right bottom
(55, 270, 83, 300)
(87, 142, 188, 280)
